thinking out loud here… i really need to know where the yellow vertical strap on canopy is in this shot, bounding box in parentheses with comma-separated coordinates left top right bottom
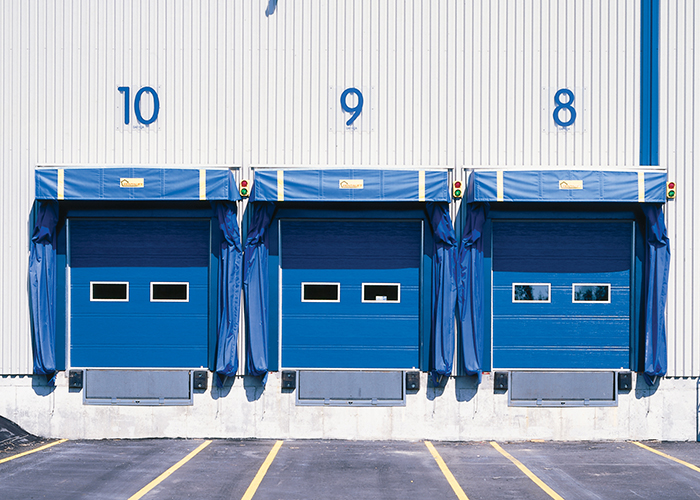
(199, 169, 207, 200)
(277, 170, 284, 201)
(419, 171, 426, 201)
(497, 171, 504, 202)
(638, 171, 645, 202)
(57, 169, 65, 200)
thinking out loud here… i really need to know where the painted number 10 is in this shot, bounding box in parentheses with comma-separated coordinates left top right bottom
(118, 86, 160, 125)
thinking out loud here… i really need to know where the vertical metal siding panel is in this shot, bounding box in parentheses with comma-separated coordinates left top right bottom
(664, 0, 679, 376)
(360, 0, 371, 165)
(438, 2, 458, 165)
(452, 1, 464, 169)
(691, 0, 699, 377)
(661, 0, 699, 377)
(623, 0, 635, 168)
(400, 1, 413, 166)
(309, 1, 323, 165)
(680, 0, 695, 377)
(498, 1, 508, 166)
(377, 1, 389, 166)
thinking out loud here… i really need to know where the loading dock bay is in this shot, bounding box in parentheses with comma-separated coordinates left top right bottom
(1, 439, 699, 499)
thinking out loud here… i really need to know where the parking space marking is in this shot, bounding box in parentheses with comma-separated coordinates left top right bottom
(0, 439, 68, 465)
(631, 441, 700, 473)
(241, 440, 284, 500)
(424, 441, 470, 500)
(127, 440, 212, 500)
(490, 442, 564, 500)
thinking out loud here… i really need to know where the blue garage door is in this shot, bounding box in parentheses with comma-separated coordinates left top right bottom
(280, 220, 422, 369)
(70, 219, 210, 368)
(492, 220, 632, 370)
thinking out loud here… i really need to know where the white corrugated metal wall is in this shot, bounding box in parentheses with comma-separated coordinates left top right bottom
(0, 1, 695, 376)
(660, 1, 699, 378)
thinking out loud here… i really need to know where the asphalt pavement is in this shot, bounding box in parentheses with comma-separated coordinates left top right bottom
(1, 437, 699, 499)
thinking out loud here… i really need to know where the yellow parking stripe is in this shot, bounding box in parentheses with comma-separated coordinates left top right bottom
(0, 439, 68, 465)
(490, 442, 564, 500)
(128, 440, 212, 500)
(631, 441, 700, 473)
(424, 441, 470, 500)
(241, 440, 284, 500)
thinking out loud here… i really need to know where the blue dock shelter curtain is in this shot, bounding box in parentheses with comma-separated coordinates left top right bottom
(214, 202, 244, 386)
(640, 204, 670, 383)
(456, 202, 489, 382)
(29, 201, 59, 385)
(425, 202, 458, 382)
(243, 203, 277, 381)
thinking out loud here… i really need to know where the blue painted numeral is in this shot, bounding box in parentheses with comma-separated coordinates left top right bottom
(119, 86, 160, 126)
(553, 88, 576, 128)
(117, 86, 130, 125)
(340, 87, 363, 126)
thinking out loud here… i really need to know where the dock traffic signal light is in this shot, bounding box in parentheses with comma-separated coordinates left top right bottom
(452, 180, 464, 198)
(239, 179, 251, 197)
(667, 181, 676, 199)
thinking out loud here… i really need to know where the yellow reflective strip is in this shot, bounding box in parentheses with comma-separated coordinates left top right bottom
(128, 440, 212, 500)
(497, 171, 504, 202)
(199, 169, 206, 200)
(241, 440, 284, 500)
(57, 169, 64, 200)
(277, 171, 284, 202)
(425, 441, 470, 500)
(419, 171, 426, 202)
(0, 439, 67, 464)
(638, 172, 645, 202)
(490, 442, 564, 500)
(631, 441, 700, 473)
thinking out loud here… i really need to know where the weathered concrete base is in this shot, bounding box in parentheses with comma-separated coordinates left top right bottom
(1, 372, 697, 441)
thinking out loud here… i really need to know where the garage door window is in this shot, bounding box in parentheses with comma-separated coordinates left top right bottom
(90, 282, 129, 302)
(572, 284, 610, 303)
(512, 283, 550, 303)
(362, 283, 400, 303)
(151, 282, 189, 302)
(302, 283, 340, 302)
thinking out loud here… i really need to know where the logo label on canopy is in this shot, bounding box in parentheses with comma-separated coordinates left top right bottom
(559, 180, 583, 190)
(120, 178, 145, 188)
(339, 179, 364, 189)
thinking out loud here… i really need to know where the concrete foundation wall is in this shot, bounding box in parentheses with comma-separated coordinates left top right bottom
(2, 373, 696, 442)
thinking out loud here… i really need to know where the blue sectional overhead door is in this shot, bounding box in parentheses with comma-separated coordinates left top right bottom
(70, 219, 210, 368)
(280, 220, 422, 369)
(492, 220, 632, 370)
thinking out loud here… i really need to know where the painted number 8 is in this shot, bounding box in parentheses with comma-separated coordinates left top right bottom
(553, 88, 576, 128)
(340, 87, 363, 126)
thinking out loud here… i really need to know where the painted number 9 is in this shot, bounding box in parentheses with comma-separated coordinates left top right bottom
(340, 87, 363, 126)
(553, 88, 576, 128)
(118, 86, 160, 125)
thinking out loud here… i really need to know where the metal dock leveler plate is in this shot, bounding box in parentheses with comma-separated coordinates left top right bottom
(84, 370, 194, 406)
(296, 371, 406, 406)
(508, 371, 617, 407)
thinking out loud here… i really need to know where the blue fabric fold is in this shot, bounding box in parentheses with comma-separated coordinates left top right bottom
(457, 202, 489, 382)
(243, 203, 277, 381)
(29, 201, 59, 386)
(425, 202, 458, 382)
(641, 204, 669, 383)
(214, 202, 244, 387)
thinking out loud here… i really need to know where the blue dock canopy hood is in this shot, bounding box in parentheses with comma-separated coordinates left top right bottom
(468, 169, 667, 203)
(251, 168, 450, 202)
(35, 167, 241, 201)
